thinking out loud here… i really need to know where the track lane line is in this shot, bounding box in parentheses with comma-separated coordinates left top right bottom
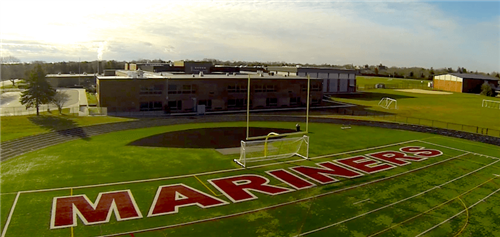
(1, 192, 20, 237)
(13, 140, 419, 194)
(97, 152, 471, 237)
(415, 187, 500, 237)
(295, 155, 499, 236)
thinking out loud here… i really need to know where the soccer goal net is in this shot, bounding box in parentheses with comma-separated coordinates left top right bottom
(482, 99, 500, 109)
(378, 97, 398, 109)
(234, 134, 309, 168)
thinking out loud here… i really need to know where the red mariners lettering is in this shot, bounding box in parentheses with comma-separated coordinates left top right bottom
(335, 156, 396, 174)
(208, 174, 293, 203)
(148, 184, 228, 217)
(291, 162, 364, 184)
(369, 151, 425, 166)
(50, 190, 142, 229)
(266, 169, 316, 190)
(400, 146, 443, 157)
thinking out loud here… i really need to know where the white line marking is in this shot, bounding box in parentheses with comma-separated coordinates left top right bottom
(352, 198, 370, 205)
(1, 192, 20, 237)
(494, 174, 500, 177)
(97, 152, 471, 237)
(414, 187, 500, 237)
(417, 140, 500, 160)
(13, 140, 419, 194)
(296, 156, 499, 236)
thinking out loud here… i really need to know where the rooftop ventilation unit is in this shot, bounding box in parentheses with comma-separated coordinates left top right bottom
(199, 71, 204, 77)
(233, 72, 236, 76)
(192, 74, 195, 77)
(226, 73, 229, 76)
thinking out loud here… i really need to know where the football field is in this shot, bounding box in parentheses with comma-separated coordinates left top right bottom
(1, 122, 500, 237)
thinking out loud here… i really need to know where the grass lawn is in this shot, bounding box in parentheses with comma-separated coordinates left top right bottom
(1, 122, 499, 236)
(356, 76, 429, 88)
(331, 89, 500, 131)
(86, 92, 97, 106)
(0, 115, 134, 142)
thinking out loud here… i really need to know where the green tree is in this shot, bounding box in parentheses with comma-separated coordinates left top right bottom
(20, 64, 56, 116)
(480, 82, 496, 97)
(52, 91, 69, 114)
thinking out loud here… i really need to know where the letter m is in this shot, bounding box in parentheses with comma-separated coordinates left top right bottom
(50, 190, 142, 229)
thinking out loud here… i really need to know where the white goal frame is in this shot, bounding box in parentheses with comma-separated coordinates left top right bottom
(482, 99, 500, 109)
(378, 97, 398, 109)
(234, 134, 309, 168)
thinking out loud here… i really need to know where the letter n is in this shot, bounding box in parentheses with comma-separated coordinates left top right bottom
(50, 190, 142, 229)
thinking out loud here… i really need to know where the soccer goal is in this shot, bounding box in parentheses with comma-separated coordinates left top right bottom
(378, 97, 398, 109)
(234, 133, 309, 168)
(482, 99, 500, 109)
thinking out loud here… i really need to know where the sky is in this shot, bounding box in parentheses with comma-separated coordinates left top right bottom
(1, 0, 499, 73)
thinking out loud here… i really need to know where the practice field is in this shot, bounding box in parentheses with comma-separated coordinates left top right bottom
(1, 122, 500, 237)
(395, 89, 452, 95)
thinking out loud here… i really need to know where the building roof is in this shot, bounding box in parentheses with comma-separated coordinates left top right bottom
(46, 74, 95, 78)
(97, 72, 315, 80)
(449, 73, 499, 81)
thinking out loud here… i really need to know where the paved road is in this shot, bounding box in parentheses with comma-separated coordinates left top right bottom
(0, 88, 85, 116)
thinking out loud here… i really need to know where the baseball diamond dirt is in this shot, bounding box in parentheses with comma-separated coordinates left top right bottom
(127, 127, 296, 149)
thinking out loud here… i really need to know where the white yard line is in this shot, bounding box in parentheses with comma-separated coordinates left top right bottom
(16, 140, 419, 194)
(97, 152, 470, 237)
(352, 198, 370, 205)
(1, 192, 20, 237)
(417, 140, 500, 160)
(414, 187, 500, 237)
(296, 155, 499, 236)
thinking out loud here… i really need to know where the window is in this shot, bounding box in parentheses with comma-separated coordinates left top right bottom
(228, 99, 236, 107)
(255, 85, 264, 93)
(266, 85, 276, 92)
(168, 85, 178, 94)
(228, 84, 248, 93)
(290, 97, 300, 105)
(140, 85, 162, 95)
(182, 85, 192, 94)
(198, 100, 212, 109)
(301, 85, 307, 92)
(168, 100, 182, 110)
(228, 99, 247, 108)
(140, 101, 163, 111)
(312, 84, 321, 91)
(266, 98, 278, 107)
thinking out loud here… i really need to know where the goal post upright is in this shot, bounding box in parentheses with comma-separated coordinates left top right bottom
(306, 74, 310, 133)
(246, 74, 251, 140)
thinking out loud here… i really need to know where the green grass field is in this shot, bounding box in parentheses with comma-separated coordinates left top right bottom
(1, 121, 499, 237)
(331, 88, 500, 131)
(0, 115, 134, 142)
(356, 76, 428, 88)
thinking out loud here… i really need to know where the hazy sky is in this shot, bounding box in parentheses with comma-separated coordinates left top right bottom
(1, 0, 499, 72)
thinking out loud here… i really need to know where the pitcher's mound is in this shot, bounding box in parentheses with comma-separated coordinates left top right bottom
(128, 127, 296, 149)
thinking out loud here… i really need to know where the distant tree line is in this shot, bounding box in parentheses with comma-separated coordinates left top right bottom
(1, 60, 127, 80)
(2, 59, 499, 81)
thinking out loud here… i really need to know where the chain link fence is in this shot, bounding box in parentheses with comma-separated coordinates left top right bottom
(335, 108, 500, 138)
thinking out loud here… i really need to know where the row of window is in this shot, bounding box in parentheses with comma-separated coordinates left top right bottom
(140, 101, 163, 111)
(139, 84, 321, 95)
(168, 84, 196, 94)
(142, 97, 320, 112)
(139, 85, 163, 95)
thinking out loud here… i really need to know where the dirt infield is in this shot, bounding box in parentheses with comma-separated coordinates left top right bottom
(395, 89, 452, 95)
(127, 127, 296, 149)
